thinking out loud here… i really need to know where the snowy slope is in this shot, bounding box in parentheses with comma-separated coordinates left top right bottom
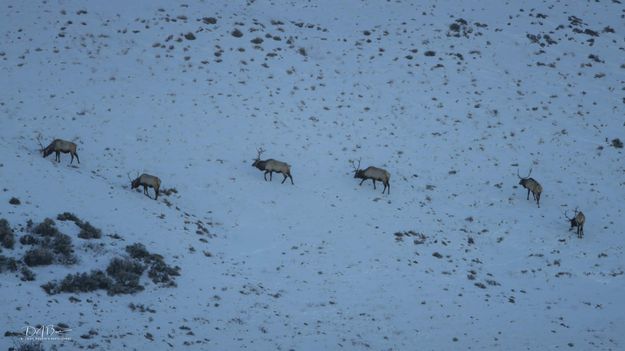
(1, 0, 624, 350)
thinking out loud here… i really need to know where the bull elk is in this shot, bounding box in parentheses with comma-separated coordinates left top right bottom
(565, 208, 585, 239)
(517, 168, 542, 208)
(351, 158, 391, 194)
(129, 173, 161, 200)
(37, 135, 80, 164)
(252, 148, 294, 185)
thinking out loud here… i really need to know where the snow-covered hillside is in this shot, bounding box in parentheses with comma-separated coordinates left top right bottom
(1, 0, 624, 350)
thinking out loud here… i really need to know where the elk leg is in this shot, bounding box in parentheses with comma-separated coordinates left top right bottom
(536, 194, 540, 208)
(387, 182, 390, 194)
(269, 171, 273, 181)
(526, 189, 530, 200)
(263, 171, 269, 181)
(281, 174, 287, 184)
(154, 188, 159, 200)
(56, 151, 61, 162)
(74, 152, 80, 164)
(372, 179, 376, 189)
(289, 174, 294, 185)
(70, 153, 74, 164)
(359, 179, 365, 186)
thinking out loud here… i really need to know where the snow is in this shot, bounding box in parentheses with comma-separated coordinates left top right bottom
(1, 0, 624, 350)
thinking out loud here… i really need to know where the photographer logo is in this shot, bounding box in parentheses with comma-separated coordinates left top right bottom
(22, 324, 72, 341)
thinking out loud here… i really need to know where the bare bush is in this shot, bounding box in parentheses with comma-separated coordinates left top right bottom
(0, 218, 15, 249)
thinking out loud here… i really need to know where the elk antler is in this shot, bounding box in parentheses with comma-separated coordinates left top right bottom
(255, 147, 265, 160)
(36, 133, 45, 153)
(517, 168, 532, 179)
(564, 210, 573, 220)
(349, 158, 361, 171)
(127, 172, 140, 182)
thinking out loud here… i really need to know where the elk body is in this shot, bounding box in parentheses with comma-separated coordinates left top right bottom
(351, 159, 391, 194)
(517, 169, 542, 208)
(39, 137, 80, 164)
(130, 174, 161, 200)
(565, 209, 585, 239)
(252, 148, 294, 185)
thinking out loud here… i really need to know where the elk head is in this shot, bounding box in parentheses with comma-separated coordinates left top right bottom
(36, 133, 50, 157)
(564, 208, 580, 229)
(350, 158, 363, 179)
(252, 147, 265, 169)
(128, 172, 140, 189)
(517, 168, 533, 186)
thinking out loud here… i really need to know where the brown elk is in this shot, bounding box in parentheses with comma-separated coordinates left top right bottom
(517, 168, 542, 208)
(351, 159, 391, 194)
(37, 135, 80, 164)
(565, 208, 585, 239)
(252, 148, 294, 185)
(129, 173, 161, 200)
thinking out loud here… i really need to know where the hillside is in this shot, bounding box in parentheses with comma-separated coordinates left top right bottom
(1, 0, 624, 350)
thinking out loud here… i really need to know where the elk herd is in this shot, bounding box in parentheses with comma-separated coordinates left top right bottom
(36, 136, 588, 239)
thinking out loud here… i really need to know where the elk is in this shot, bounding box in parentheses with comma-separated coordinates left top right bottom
(37, 135, 80, 164)
(517, 168, 542, 208)
(252, 148, 294, 185)
(351, 158, 391, 194)
(565, 208, 585, 239)
(129, 173, 161, 200)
